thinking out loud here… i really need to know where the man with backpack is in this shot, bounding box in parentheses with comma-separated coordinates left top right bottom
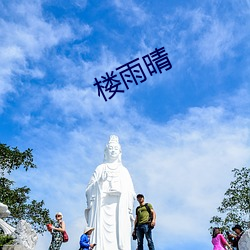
(132, 194, 156, 250)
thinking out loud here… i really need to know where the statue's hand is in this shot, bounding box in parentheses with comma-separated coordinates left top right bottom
(101, 171, 108, 181)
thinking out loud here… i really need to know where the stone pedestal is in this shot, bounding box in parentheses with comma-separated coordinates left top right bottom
(2, 246, 26, 250)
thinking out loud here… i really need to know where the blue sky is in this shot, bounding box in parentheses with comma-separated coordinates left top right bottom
(1, 0, 250, 249)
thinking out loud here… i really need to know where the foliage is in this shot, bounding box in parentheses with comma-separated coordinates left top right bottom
(0, 144, 36, 176)
(0, 143, 52, 233)
(210, 167, 250, 233)
(0, 234, 14, 246)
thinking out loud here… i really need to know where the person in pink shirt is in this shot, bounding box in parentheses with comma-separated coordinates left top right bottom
(212, 227, 232, 250)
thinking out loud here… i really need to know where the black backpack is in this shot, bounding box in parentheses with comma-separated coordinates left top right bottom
(136, 203, 154, 229)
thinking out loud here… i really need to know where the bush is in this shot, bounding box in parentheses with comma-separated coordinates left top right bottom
(0, 234, 14, 247)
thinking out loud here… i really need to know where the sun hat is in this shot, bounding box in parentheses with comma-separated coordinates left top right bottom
(84, 227, 95, 234)
(55, 212, 63, 218)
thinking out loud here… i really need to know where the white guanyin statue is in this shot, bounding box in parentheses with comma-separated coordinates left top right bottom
(85, 135, 136, 250)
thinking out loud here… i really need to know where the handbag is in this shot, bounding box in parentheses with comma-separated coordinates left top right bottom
(46, 224, 52, 232)
(62, 231, 69, 242)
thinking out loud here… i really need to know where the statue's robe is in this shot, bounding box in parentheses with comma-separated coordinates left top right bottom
(85, 163, 135, 250)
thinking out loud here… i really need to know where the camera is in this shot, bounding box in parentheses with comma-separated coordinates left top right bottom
(132, 231, 137, 240)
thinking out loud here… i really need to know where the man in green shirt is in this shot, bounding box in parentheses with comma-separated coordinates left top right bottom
(133, 194, 156, 250)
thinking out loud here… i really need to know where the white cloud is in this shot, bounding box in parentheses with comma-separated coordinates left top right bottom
(112, 0, 148, 26)
(0, 45, 25, 110)
(150, 6, 244, 68)
(196, 20, 235, 62)
(217, 83, 250, 115)
(7, 45, 130, 127)
(43, 45, 121, 89)
(188, 8, 210, 33)
(81, 46, 123, 84)
(48, 84, 127, 120)
(0, 2, 73, 58)
(0, 1, 74, 111)
(73, 0, 88, 9)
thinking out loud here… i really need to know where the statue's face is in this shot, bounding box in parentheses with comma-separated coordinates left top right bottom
(107, 142, 121, 160)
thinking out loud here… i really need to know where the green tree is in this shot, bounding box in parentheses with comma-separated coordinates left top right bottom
(0, 143, 52, 233)
(210, 167, 250, 232)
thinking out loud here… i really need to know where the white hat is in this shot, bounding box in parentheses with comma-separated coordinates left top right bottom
(84, 227, 94, 234)
(55, 212, 63, 218)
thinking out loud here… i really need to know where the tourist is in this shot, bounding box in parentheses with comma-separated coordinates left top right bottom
(211, 227, 232, 250)
(48, 212, 66, 250)
(231, 225, 244, 250)
(133, 194, 156, 250)
(79, 227, 96, 250)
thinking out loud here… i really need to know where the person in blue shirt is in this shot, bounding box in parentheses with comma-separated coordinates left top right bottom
(79, 227, 96, 250)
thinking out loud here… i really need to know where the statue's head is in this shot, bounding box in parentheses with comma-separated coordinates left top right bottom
(104, 135, 122, 163)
